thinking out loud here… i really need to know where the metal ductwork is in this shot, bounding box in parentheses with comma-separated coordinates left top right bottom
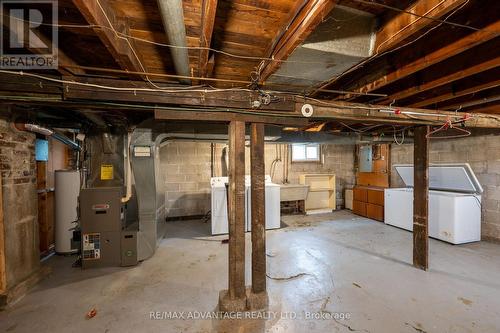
(19, 123, 81, 151)
(156, 0, 191, 84)
(267, 5, 377, 91)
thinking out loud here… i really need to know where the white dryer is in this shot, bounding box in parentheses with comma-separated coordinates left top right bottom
(246, 175, 281, 231)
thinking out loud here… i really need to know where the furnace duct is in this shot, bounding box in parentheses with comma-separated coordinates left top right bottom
(19, 123, 81, 151)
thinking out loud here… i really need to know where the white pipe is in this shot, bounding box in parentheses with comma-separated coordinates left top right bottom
(122, 132, 133, 203)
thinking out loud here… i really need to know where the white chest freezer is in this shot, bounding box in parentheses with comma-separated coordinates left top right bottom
(210, 176, 281, 235)
(384, 163, 483, 244)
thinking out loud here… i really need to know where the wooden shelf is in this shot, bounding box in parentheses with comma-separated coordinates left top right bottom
(299, 174, 336, 214)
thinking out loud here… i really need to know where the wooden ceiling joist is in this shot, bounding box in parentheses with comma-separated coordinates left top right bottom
(198, 0, 218, 78)
(410, 78, 500, 109)
(346, 20, 500, 99)
(258, 0, 337, 82)
(374, 0, 468, 54)
(378, 56, 500, 105)
(469, 104, 500, 114)
(443, 94, 500, 112)
(72, 0, 144, 74)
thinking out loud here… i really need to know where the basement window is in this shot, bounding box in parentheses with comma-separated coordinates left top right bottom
(291, 143, 320, 162)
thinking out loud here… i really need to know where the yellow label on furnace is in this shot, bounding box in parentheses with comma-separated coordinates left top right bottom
(100, 164, 114, 180)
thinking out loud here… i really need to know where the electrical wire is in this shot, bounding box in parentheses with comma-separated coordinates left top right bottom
(58, 64, 387, 97)
(393, 126, 405, 145)
(0, 69, 253, 93)
(338, 122, 380, 133)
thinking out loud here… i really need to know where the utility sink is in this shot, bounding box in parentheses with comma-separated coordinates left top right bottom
(280, 184, 310, 202)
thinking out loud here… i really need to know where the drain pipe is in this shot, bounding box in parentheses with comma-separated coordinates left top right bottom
(17, 123, 81, 151)
(156, 0, 191, 84)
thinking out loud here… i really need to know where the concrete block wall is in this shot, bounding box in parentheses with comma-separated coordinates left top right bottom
(160, 142, 213, 218)
(160, 142, 356, 218)
(0, 118, 40, 290)
(391, 134, 500, 241)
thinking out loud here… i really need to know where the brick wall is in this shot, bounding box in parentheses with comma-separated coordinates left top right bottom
(391, 134, 500, 241)
(160, 142, 356, 218)
(0, 118, 39, 290)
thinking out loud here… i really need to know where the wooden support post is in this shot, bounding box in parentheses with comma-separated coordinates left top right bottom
(413, 126, 430, 270)
(247, 123, 269, 310)
(219, 121, 247, 312)
(0, 175, 6, 294)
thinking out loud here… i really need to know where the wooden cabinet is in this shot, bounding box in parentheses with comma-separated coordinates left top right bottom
(353, 187, 368, 202)
(299, 174, 336, 214)
(352, 186, 385, 222)
(353, 200, 367, 216)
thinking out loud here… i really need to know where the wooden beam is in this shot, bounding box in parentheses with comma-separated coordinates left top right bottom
(0, 73, 62, 95)
(198, 0, 218, 78)
(378, 57, 499, 104)
(346, 20, 500, 98)
(410, 78, 500, 109)
(227, 120, 246, 299)
(250, 123, 266, 295)
(5, 73, 500, 127)
(0, 175, 6, 294)
(154, 109, 308, 127)
(63, 77, 295, 112)
(72, 0, 143, 74)
(259, 0, 337, 82)
(299, 100, 500, 128)
(374, 0, 468, 54)
(413, 126, 430, 270)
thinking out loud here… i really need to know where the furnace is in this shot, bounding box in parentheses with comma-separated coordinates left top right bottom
(79, 187, 138, 268)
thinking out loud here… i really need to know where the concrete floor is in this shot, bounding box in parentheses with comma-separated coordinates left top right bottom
(1, 211, 500, 333)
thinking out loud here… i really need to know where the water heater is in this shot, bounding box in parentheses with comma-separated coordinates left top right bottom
(55, 170, 80, 253)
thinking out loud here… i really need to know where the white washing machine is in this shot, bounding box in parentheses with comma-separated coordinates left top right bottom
(210, 177, 230, 235)
(246, 175, 281, 231)
(210, 176, 281, 235)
